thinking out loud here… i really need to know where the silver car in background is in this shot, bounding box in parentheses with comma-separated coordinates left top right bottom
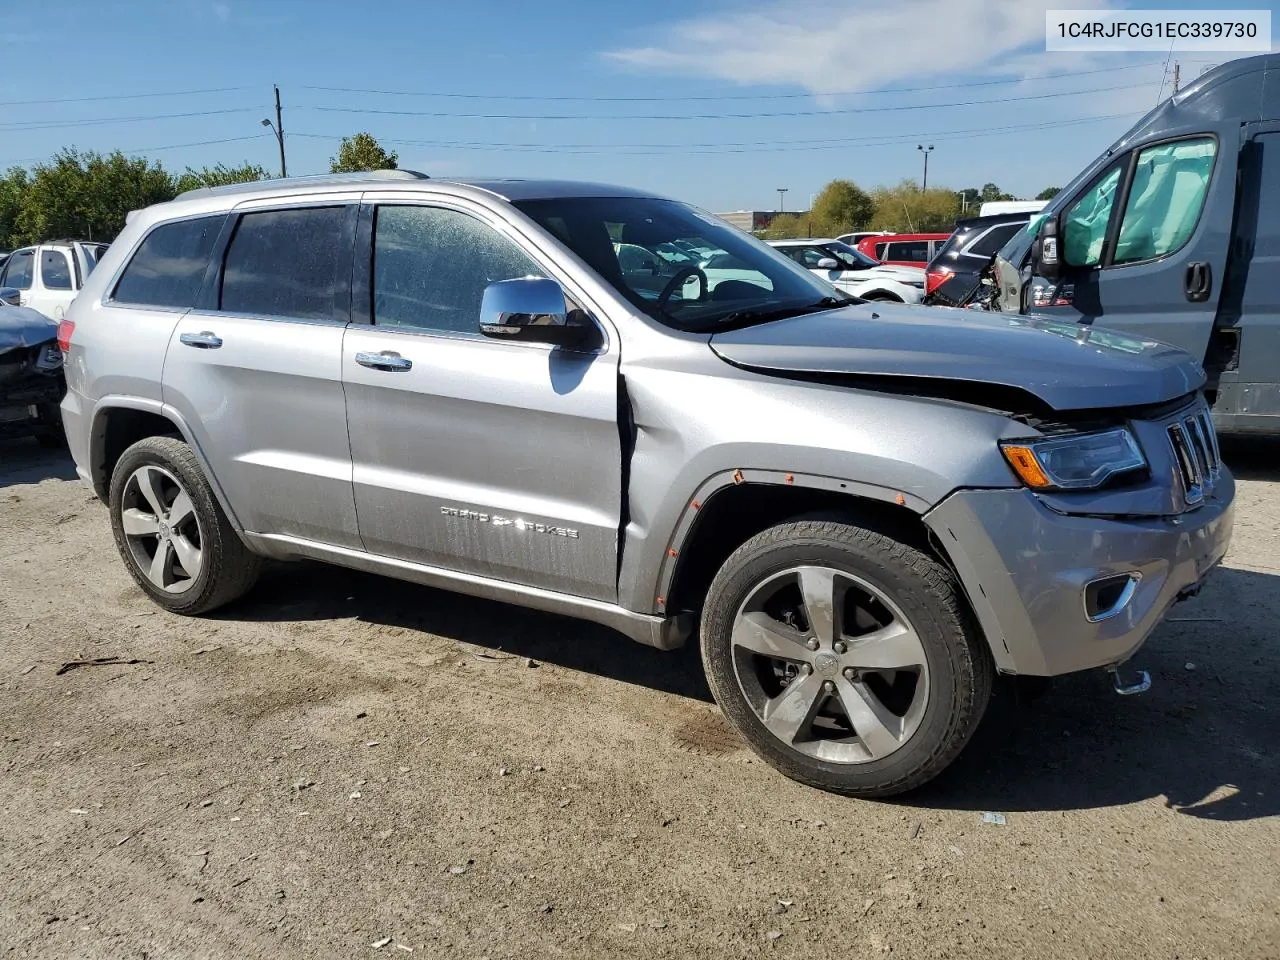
(58, 172, 1234, 796)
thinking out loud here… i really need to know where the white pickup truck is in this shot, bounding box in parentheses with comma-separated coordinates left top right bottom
(0, 240, 110, 320)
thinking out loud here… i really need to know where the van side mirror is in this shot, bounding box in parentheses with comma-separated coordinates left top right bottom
(479, 277, 595, 350)
(1034, 215, 1061, 283)
(816, 257, 840, 271)
(0, 287, 20, 307)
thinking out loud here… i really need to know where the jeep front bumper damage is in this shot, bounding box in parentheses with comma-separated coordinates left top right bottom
(924, 476, 1235, 677)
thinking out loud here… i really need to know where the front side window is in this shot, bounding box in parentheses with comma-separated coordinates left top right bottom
(795, 247, 829, 268)
(1112, 137, 1216, 265)
(1, 249, 34, 290)
(373, 205, 543, 334)
(516, 196, 841, 332)
(40, 249, 72, 290)
(1063, 165, 1123, 267)
(114, 215, 223, 309)
(221, 206, 346, 321)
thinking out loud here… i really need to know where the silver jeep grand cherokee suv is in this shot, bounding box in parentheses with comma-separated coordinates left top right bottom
(60, 172, 1234, 797)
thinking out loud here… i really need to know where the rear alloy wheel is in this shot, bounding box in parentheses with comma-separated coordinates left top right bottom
(119, 464, 205, 594)
(109, 436, 262, 615)
(701, 518, 992, 797)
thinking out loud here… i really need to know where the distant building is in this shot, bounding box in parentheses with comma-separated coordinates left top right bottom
(714, 210, 810, 235)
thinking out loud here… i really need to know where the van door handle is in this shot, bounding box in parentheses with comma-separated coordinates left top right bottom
(355, 350, 412, 372)
(179, 331, 223, 349)
(1185, 261, 1212, 303)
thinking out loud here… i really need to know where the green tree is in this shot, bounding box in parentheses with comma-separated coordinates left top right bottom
(763, 212, 806, 240)
(809, 179, 874, 236)
(0, 167, 30, 249)
(12, 149, 174, 245)
(979, 182, 1014, 203)
(330, 133, 399, 173)
(868, 180, 959, 232)
(174, 161, 269, 194)
(1036, 186, 1061, 201)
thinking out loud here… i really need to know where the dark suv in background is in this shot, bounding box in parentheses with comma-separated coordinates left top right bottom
(923, 213, 1034, 307)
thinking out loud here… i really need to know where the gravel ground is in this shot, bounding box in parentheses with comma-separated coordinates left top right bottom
(2, 437, 1278, 959)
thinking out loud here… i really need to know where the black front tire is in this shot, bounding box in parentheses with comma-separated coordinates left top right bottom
(700, 518, 993, 798)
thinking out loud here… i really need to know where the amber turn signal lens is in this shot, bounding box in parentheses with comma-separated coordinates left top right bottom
(1001, 445, 1052, 489)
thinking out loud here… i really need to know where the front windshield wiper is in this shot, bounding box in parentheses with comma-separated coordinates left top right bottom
(712, 295, 853, 327)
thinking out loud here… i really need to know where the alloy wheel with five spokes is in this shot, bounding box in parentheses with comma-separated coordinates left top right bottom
(731, 565, 929, 764)
(119, 464, 204, 594)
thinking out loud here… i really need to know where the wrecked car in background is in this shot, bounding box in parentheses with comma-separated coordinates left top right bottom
(0, 290, 66, 446)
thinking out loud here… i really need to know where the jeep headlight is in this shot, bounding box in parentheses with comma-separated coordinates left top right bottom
(1000, 428, 1146, 490)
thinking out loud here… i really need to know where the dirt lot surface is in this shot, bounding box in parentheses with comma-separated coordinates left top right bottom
(2, 438, 1278, 960)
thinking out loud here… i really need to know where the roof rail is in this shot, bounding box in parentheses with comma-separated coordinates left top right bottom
(174, 169, 431, 201)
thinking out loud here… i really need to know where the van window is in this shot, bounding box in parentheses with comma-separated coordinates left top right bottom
(221, 207, 347, 321)
(1063, 165, 1123, 267)
(1, 249, 34, 290)
(1112, 137, 1216, 265)
(40, 250, 73, 290)
(114, 215, 223, 309)
(372, 205, 543, 334)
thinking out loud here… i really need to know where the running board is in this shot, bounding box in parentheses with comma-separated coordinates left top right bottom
(242, 532, 690, 650)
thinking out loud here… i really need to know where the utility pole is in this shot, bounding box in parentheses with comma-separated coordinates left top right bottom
(261, 85, 287, 178)
(1172, 62, 1181, 95)
(776, 187, 788, 213)
(917, 144, 934, 191)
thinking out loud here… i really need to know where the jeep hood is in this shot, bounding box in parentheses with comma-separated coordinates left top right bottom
(708, 303, 1205, 412)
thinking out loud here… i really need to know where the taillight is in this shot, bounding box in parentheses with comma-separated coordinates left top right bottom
(925, 267, 953, 297)
(56, 319, 75, 353)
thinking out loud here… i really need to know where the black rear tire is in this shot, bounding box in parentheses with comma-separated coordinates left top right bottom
(108, 436, 262, 615)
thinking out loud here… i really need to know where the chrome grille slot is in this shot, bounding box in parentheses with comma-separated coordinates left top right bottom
(1167, 405, 1221, 508)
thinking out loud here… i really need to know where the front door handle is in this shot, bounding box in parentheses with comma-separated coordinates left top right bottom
(355, 350, 412, 372)
(1185, 261, 1212, 303)
(179, 331, 223, 349)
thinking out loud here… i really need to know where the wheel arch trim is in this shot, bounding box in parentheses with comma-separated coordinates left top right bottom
(652, 468, 931, 616)
(89, 395, 247, 535)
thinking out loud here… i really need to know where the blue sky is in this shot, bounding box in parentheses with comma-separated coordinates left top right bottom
(0, 0, 1272, 212)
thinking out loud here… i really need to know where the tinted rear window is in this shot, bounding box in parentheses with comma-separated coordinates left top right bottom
(885, 241, 930, 262)
(114, 216, 223, 308)
(220, 207, 346, 321)
(967, 222, 1025, 258)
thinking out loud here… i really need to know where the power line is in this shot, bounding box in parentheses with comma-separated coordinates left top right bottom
(0, 107, 258, 132)
(4, 134, 272, 167)
(301, 81, 1150, 121)
(290, 111, 1140, 157)
(300, 60, 1162, 102)
(0, 86, 256, 108)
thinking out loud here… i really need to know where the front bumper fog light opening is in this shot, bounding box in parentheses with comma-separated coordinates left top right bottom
(1083, 573, 1141, 623)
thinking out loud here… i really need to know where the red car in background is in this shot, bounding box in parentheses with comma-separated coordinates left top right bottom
(855, 233, 951, 269)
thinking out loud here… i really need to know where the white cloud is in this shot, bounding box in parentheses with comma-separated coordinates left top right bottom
(213, 1, 230, 22)
(604, 0, 1118, 94)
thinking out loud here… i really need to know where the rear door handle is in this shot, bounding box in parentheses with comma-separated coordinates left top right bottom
(179, 331, 223, 349)
(1185, 261, 1212, 303)
(355, 350, 412, 372)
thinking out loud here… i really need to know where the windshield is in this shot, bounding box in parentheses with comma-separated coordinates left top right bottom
(514, 196, 850, 331)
